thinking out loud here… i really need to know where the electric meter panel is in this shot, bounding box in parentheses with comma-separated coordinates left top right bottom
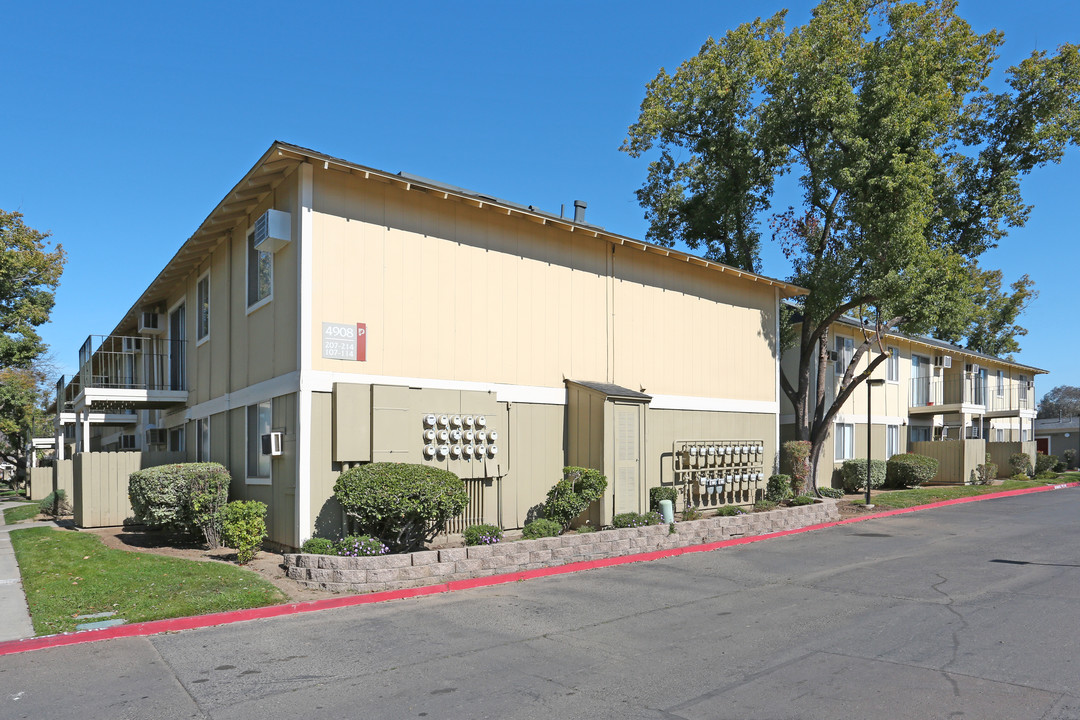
(671, 439, 767, 508)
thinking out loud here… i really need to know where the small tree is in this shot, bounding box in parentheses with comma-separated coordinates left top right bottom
(781, 441, 811, 495)
(543, 467, 608, 530)
(221, 500, 267, 565)
(333, 463, 468, 553)
(1009, 452, 1032, 477)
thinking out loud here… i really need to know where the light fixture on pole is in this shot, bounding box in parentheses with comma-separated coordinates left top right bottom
(866, 378, 887, 508)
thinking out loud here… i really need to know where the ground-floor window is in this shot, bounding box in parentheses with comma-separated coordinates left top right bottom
(886, 425, 899, 459)
(168, 427, 184, 453)
(910, 426, 932, 443)
(247, 401, 271, 483)
(196, 418, 210, 462)
(996, 428, 1004, 442)
(835, 423, 854, 460)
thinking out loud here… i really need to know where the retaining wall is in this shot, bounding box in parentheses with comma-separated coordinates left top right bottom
(283, 500, 841, 594)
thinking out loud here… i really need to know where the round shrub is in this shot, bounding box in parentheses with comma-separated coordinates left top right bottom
(463, 523, 503, 546)
(1035, 453, 1057, 475)
(1009, 452, 1032, 477)
(765, 474, 793, 503)
(333, 463, 468, 553)
(522, 518, 562, 539)
(336, 535, 388, 557)
(128, 463, 231, 544)
(754, 500, 778, 512)
(818, 486, 844, 499)
(885, 453, 939, 488)
(1064, 449, 1076, 469)
(300, 537, 336, 555)
(840, 459, 887, 493)
(221, 500, 267, 565)
(649, 486, 679, 511)
(543, 467, 608, 529)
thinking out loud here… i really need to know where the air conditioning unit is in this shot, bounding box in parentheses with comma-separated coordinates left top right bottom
(138, 312, 164, 335)
(253, 209, 292, 253)
(145, 428, 167, 445)
(965, 363, 980, 373)
(933, 355, 953, 368)
(122, 337, 142, 353)
(261, 431, 284, 456)
(966, 425, 981, 440)
(827, 350, 839, 362)
(119, 434, 137, 450)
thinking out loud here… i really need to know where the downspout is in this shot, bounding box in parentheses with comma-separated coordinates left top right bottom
(296, 162, 314, 546)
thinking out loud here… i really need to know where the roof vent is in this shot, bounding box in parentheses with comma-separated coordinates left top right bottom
(573, 200, 587, 223)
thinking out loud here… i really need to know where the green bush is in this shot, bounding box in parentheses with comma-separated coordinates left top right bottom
(1035, 453, 1057, 474)
(782, 441, 811, 495)
(649, 486, 679, 511)
(1064, 449, 1076, 469)
(1035, 471, 1059, 480)
(1010, 472, 1029, 482)
(333, 462, 468, 553)
(128, 463, 231, 544)
(1054, 459, 1067, 472)
(463, 523, 503, 546)
(612, 511, 663, 528)
(220, 500, 268, 564)
(1009, 453, 1032, 477)
(716, 505, 745, 516)
(839, 459, 887, 493)
(681, 506, 703, 521)
(300, 537, 336, 555)
(885, 453, 939, 488)
(765, 474, 793, 503)
(522, 518, 562, 539)
(790, 495, 817, 506)
(754, 499, 778, 512)
(38, 490, 70, 519)
(817, 486, 844, 499)
(973, 453, 997, 485)
(335, 535, 388, 557)
(575, 523, 598, 534)
(542, 467, 608, 530)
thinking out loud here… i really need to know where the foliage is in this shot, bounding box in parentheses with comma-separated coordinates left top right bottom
(220, 500, 267, 565)
(649, 485, 679, 511)
(1010, 473, 1030, 482)
(38, 489, 70, 519)
(0, 210, 66, 369)
(463, 524, 503, 546)
(0, 362, 54, 469)
(681, 506, 703, 521)
(521, 518, 562, 539)
(1035, 453, 1057, 474)
(817, 486, 844, 499)
(300, 537, 336, 555)
(1009, 452, 1032, 476)
(575, 523, 597, 534)
(790, 495, 817, 506)
(1037, 385, 1080, 419)
(781, 442, 811, 495)
(1034, 470, 1059, 480)
(754, 500, 778, 512)
(333, 462, 468, 553)
(612, 511, 664, 528)
(765, 474, 793, 503)
(716, 505, 746, 516)
(1066, 449, 1077, 469)
(622, 0, 1080, 492)
(885, 453, 939, 489)
(542, 466, 608, 530)
(128, 463, 231, 543)
(336, 535, 388, 557)
(866, 479, 1046, 510)
(839, 459, 888, 493)
(973, 454, 998, 485)
(10, 527, 284, 636)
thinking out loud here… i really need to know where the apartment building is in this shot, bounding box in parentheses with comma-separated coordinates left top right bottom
(52, 142, 805, 548)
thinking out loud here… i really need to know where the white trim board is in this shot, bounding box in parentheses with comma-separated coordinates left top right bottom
(183, 371, 301, 420)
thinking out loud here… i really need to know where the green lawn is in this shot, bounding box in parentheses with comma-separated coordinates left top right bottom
(856, 476, 1075, 510)
(3, 503, 40, 524)
(10, 527, 287, 636)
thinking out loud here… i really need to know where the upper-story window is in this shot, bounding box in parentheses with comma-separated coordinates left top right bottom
(996, 370, 1004, 397)
(887, 346, 899, 383)
(196, 271, 210, 342)
(247, 227, 272, 308)
(834, 336, 853, 375)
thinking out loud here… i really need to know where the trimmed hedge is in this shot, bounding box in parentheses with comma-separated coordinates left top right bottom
(1009, 452, 1032, 477)
(221, 500, 267, 564)
(333, 463, 468, 553)
(543, 467, 608, 530)
(885, 453, 939, 488)
(128, 463, 231, 545)
(522, 518, 562, 539)
(765, 474, 793, 503)
(840, 459, 887, 493)
(1035, 452, 1057, 474)
(649, 486, 679, 511)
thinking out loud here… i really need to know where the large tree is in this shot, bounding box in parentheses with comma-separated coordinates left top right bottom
(623, 0, 1080, 489)
(0, 210, 66, 368)
(1038, 385, 1080, 420)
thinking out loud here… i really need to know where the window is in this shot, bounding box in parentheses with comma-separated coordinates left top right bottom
(910, 426, 932, 443)
(834, 336, 854, 375)
(247, 227, 272, 307)
(168, 427, 185, 453)
(887, 347, 899, 383)
(886, 425, 899, 459)
(196, 417, 210, 462)
(247, 401, 272, 483)
(1021, 427, 1031, 442)
(1019, 374, 1029, 402)
(996, 370, 1004, 397)
(196, 272, 210, 342)
(835, 423, 854, 460)
(996, 428, 1004, 442)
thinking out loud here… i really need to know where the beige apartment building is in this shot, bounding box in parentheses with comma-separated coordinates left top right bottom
(51, 142, 805, 548)
(781, 313, 1044, 487)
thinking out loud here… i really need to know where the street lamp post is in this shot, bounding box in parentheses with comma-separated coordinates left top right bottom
(866, 378, 886, 507)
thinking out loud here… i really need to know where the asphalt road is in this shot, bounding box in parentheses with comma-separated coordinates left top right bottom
(3, 490, 1080, 720)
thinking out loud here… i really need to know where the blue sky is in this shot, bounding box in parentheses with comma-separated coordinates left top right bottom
(4, 1, 1077, 400)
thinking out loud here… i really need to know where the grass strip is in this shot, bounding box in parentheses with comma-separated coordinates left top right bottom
(3, 503, 40, 524)
(10, 527, 286, 636)
(856, 477, 1075, 510)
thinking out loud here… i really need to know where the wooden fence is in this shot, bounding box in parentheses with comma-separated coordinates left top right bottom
(72, 451, 185, 528)
(909, 439, 985, 484)
(987, 441, 1038, 477)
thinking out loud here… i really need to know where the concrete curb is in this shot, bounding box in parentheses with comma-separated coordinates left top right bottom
(0, 481, 1076, 657)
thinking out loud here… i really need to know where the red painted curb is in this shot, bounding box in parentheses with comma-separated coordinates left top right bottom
(1, 480, 1076, 657)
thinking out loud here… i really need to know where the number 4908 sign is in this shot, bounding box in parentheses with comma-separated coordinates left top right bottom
(321, 322, 367, 361)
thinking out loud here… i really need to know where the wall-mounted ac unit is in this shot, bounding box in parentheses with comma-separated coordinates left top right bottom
(122, 337, 142, 353)
(261, 431, 284, 456)
(145, 428, 167, 445)
(966, 425, 981, 439)
(119, 434, 137, 450)
(253, 209, 292, 253)
(933, 355, 953, 368)
(138, 312, 164, 335)
(965, 363, 980, 373)
(827, 350, 839, 362)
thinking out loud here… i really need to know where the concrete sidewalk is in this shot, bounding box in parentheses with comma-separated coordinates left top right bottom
(0, 500, 39, 641)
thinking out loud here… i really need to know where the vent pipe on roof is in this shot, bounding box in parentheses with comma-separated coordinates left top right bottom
(573, 200, 587, 223)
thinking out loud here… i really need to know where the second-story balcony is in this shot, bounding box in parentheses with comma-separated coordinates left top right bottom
(72, 335, 188, 412)
(910, 374, 1034, 417)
